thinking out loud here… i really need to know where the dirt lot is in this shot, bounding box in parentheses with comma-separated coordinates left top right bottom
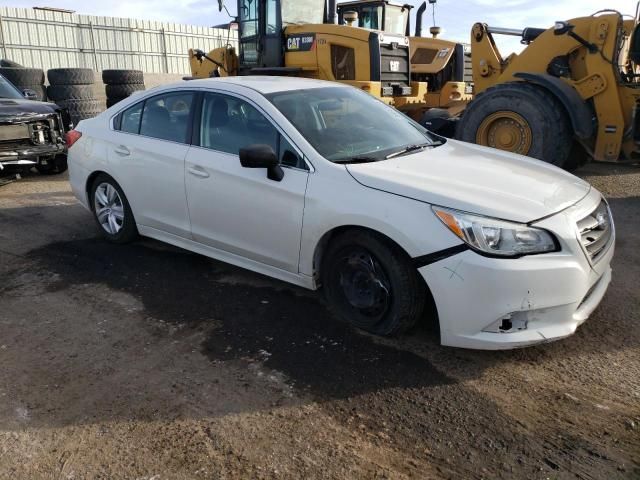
(0, 163, 638, 479)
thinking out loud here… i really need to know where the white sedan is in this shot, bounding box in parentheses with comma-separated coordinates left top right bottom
(67, 76, 614, 350)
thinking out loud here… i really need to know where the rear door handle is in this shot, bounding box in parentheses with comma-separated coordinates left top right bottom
(188, 166, 210, 178)
(114, 145, 130, 156)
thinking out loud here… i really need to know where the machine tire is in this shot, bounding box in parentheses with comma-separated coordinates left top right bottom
(321, 230, 426, 336)
(105, 83, 145, 98)
(56, 99, 102, 125)
(0, 59, 22, 67)
(47, 84, 95, 101)
(22, 84, 47, 101)
(102, 69, 144, 85)
(90, 174, 138, 244)
(47, 68, 94, 85)
(456, 82, 572, 168)
(0, 67, 45, 86)
(106, 97, 126, 108)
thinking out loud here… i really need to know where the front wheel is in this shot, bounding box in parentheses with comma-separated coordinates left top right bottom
(90, 174, 138, 243)
(35, 154, 68, 175)
(321, 231, 426, 336)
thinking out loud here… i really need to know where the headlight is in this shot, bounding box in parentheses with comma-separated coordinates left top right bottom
(432, 207, 558, 257)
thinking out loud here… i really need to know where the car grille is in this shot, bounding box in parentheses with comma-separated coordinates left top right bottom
(577, 200, 613, 263)
(380, 44, 410, 86)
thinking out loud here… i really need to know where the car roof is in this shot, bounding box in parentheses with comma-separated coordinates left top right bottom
(171, 76, 346, 95)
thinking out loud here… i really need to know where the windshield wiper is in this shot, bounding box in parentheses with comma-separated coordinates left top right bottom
(333, 156, 379, 164)
(385, 141, 443, 159)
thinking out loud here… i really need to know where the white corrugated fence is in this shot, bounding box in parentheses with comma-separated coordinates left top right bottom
(0, 7, 238, 75)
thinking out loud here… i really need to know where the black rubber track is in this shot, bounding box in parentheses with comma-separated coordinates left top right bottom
(102, 69, 144, 85)
(47, 68, 95, 86)
(105, 83, 145, 98)
(0, 67, 45, 86)
(456, 82, 572, 168)
(47, 84, 96, 101)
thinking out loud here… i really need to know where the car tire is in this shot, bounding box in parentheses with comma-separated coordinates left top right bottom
(47, 68, 94, 86)
(106, 97, 126, 108)
(35, 154, 68, 175)
(47, 84, 95, 101)
(0, 59, 23, 68)
(105, 83, 145, 98)
(321, 230, 426, 336)
(102, 69, 144, 85)
(456, 82, 572, 168)
(90, 174, 138, 243)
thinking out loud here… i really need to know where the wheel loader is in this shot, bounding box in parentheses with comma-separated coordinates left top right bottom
(188, 0, 428, 110)
(455, 6, 640, 169)
(335, 0, 472, 130)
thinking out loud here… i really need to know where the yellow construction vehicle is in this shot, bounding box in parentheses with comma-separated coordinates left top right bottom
(335, 0, 472, 128)
(456, 7, 640, 168)
(189, 0, 427, 109)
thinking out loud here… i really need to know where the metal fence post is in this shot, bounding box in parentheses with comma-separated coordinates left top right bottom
(161, 27, 169, 73)
(0, 14, 8, 59)
(89, 21, 99, 71)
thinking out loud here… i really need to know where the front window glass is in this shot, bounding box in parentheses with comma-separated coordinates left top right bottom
(200, 93, 278, 155)
(384, 6, 408, 35)
(267, 86, 437, 162)
(239, 0, 258, 38)
(0, 75, 23, 99)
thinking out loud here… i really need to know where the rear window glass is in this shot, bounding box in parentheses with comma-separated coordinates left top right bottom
(139, 93, 194, 144)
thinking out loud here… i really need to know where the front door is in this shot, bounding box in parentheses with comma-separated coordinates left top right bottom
(184, 91, 308, 273)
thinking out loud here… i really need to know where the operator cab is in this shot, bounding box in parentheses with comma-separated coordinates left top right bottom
(336, 1, 412, 36)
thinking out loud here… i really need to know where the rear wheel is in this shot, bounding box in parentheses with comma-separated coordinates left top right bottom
(90, 174, 138, 243)
(456, 82, 572, 168)
(321, 230, 426, 336)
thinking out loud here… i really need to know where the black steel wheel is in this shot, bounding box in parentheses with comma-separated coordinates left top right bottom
(322, 230, 426, 336)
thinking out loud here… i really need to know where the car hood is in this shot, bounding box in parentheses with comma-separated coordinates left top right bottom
(0, 98, 60, 123)
(346, 139, 591, 223)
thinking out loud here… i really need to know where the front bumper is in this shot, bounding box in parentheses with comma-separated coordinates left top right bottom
(0, 143, 66, 167)
(419, 190, 614, 350)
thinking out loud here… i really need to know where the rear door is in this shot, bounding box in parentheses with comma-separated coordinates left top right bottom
(110, 91, 195, 238)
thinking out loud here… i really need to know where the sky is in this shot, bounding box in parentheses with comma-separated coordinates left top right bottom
(3, 0, 637, 53)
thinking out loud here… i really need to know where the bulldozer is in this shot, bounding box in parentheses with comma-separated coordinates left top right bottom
(456, 7, 640, 169)
(335, 0, 472, 127)
(188, 0, 428, 109)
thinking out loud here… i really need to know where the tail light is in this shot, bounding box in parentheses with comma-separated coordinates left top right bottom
(65, 130, 82, 148)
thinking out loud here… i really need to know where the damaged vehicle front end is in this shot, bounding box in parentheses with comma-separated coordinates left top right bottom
(0, 74, 70, 175)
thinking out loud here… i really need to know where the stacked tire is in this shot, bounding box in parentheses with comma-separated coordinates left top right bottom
(102, 70, 145, 108)
(47, 68, 101, 126)
(0, 64, 47, 101)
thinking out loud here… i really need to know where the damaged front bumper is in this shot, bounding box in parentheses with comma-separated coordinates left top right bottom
(419, 189, 615, 350)
(0, 143, 66, 167)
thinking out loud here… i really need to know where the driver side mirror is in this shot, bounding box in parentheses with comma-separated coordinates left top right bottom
(554, 21, 573, 36)
(217, 0, 224, 12)
(22, 88, 37, 100)
(239, 144, 284, 182)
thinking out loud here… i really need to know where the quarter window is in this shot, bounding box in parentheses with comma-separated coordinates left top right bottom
(139, 92, 194, 143)
(119, 102, 143, 134)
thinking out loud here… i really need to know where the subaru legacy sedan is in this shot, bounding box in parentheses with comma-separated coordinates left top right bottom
(67, 77, 614, 350)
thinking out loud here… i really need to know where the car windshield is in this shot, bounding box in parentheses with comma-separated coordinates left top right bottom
(266, 86, 438, 162)
(0, 75, 23, 100)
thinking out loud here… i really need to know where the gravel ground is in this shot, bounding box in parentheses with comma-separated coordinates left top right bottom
(0, 163, 638, 479)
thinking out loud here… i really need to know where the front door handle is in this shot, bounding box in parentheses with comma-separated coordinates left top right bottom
(188, 166, 210, 178)
(114, 145, 130, 156)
